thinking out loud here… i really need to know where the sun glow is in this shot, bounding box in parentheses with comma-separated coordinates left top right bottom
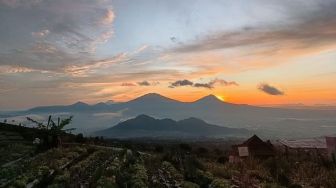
(215, 95, 226, 102)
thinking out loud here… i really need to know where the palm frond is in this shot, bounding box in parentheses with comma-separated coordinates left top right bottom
(59, 116, 73, 130)
(26, 117, 44, 129)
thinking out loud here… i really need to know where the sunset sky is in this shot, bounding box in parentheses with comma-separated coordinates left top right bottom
(0, 0, 336, 109)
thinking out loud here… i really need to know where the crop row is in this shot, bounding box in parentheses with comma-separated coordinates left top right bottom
(0, 146, 87, 188)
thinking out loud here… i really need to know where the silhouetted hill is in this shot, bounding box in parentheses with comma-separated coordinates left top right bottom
(29, 101, 91, 112)
(95, 115, 249, 138)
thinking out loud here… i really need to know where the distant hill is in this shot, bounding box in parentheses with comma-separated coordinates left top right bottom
(29, 101, 91, 112)
(95, 115, 249, 138)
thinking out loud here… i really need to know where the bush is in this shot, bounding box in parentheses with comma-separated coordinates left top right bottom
(179, 143, 192, 152)
(183, 181, 200, 188)
(217, 156, 228, 164)
(12, 178, 27, 188)
(53, 171, 70, 185)
(196, 147, 208, 156)
(154, 145, 164, 153)
(194, 170, 214, 187)
(209, 178, 230, 188)
(288, 184, 302, 188)
(97, 177, 118, 188)
(261, 182, 286, 188)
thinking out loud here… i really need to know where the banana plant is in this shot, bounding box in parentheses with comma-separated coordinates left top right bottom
(26, 115, 75, 133)
(26, 115, 75, 147)
(47, 115, 75, 134)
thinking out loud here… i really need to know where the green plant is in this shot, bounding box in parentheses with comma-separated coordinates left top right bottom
(210, 178, 230, 188)
(97, 176, 118, 188)
(261, 182, 286, 188)
(26, 115, 74, 148)
(183, 181, 200, 188)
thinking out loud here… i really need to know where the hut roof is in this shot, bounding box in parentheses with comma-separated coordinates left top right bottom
(279, 138, 327, 149)
(232, 135, 274, 157)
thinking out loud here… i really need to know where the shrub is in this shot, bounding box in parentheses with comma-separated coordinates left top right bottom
(53, 171, 70, 185)
(179, 143, 192, 152)
(261, 182, 286, 188)
(97, 177, 118, 188)
(182, 181, 200, 188)
(217, 156, 228, 164)
(194, 170, 214, 187)
(209, 178, 230, 188)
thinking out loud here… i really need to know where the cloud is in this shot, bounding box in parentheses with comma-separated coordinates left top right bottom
(121, 82, 136, 87)
(210, 79, 239, 86)
(193, 79, 238, 89)
(100, 8, 115, 25)
(193, 83, 212, 89)
(31, 29, 50, 38)
(0, 42, 85, 73)
(0, 0, 43, 8)
(137, 81, 151, 86)
(172, 0, 336, 57)
(64, 53, 129, 76)
(169, 79, 194, 88)
(120, 80, 161, 87)
(0, 44, 131, 77)
(170, 37, 177, 43)
(258, 83, 284, 96)
(169, 78, 238, 89)
(0, 0, 116, 54)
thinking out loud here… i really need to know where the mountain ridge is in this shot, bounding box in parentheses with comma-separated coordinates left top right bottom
(95, 114, 249, 138)
(26, 93, 253, 113)
(7, 92, 336, 138)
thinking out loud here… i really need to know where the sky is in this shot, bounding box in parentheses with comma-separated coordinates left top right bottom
(0, 0, 336, 109)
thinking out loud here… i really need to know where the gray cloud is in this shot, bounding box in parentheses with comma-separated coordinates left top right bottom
(172, 0, 336, 54)
(121, 82, 136, 87)
(119, 80, 160, 86)
(210, 79, 239, 87)
(258, 83, 284, 95)
(193, 83, 212, 89)
(137, 81, 151, 86)
(138, 80, 159, 86)
(169, 79, 194, 88)
(169, 79, 238, 89)
(193, 79, 238, 89)
(0, 42, 87, 73)
(0, 0, 115, 55)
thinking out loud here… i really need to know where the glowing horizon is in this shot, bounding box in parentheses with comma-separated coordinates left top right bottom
(0, 0, 335, 109)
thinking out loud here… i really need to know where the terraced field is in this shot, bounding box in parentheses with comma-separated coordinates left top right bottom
(1, 145, 135, 187)
(1, 123, 335, 188)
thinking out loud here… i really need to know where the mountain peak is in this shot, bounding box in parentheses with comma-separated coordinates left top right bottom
(135, 114, 155, 120)
(195, 94, 223, 103)
(138, 93, 167, 99)
(179, 117, 206, 124)
(93, 102, 108, 107)
(205, 94, 218, 99)
(105, 100, 117, 105)
(71, 101, 89, 106)
(128, 93, 179, 103)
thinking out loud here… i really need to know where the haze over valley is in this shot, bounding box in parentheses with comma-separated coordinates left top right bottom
(1, 93, 335, 138)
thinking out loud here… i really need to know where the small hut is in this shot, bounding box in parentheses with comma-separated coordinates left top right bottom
(229, 135, 274, 163)
(278, 137, 336, 159)
(278, 138, 327, 156)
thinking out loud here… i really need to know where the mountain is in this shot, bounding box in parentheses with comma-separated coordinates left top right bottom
(29, 101, 91, 112)
(193, 94, 229, 106)
(4, 93, 336, 138)
(95, 115, 249, 138)
(127, 93, 179, 104)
